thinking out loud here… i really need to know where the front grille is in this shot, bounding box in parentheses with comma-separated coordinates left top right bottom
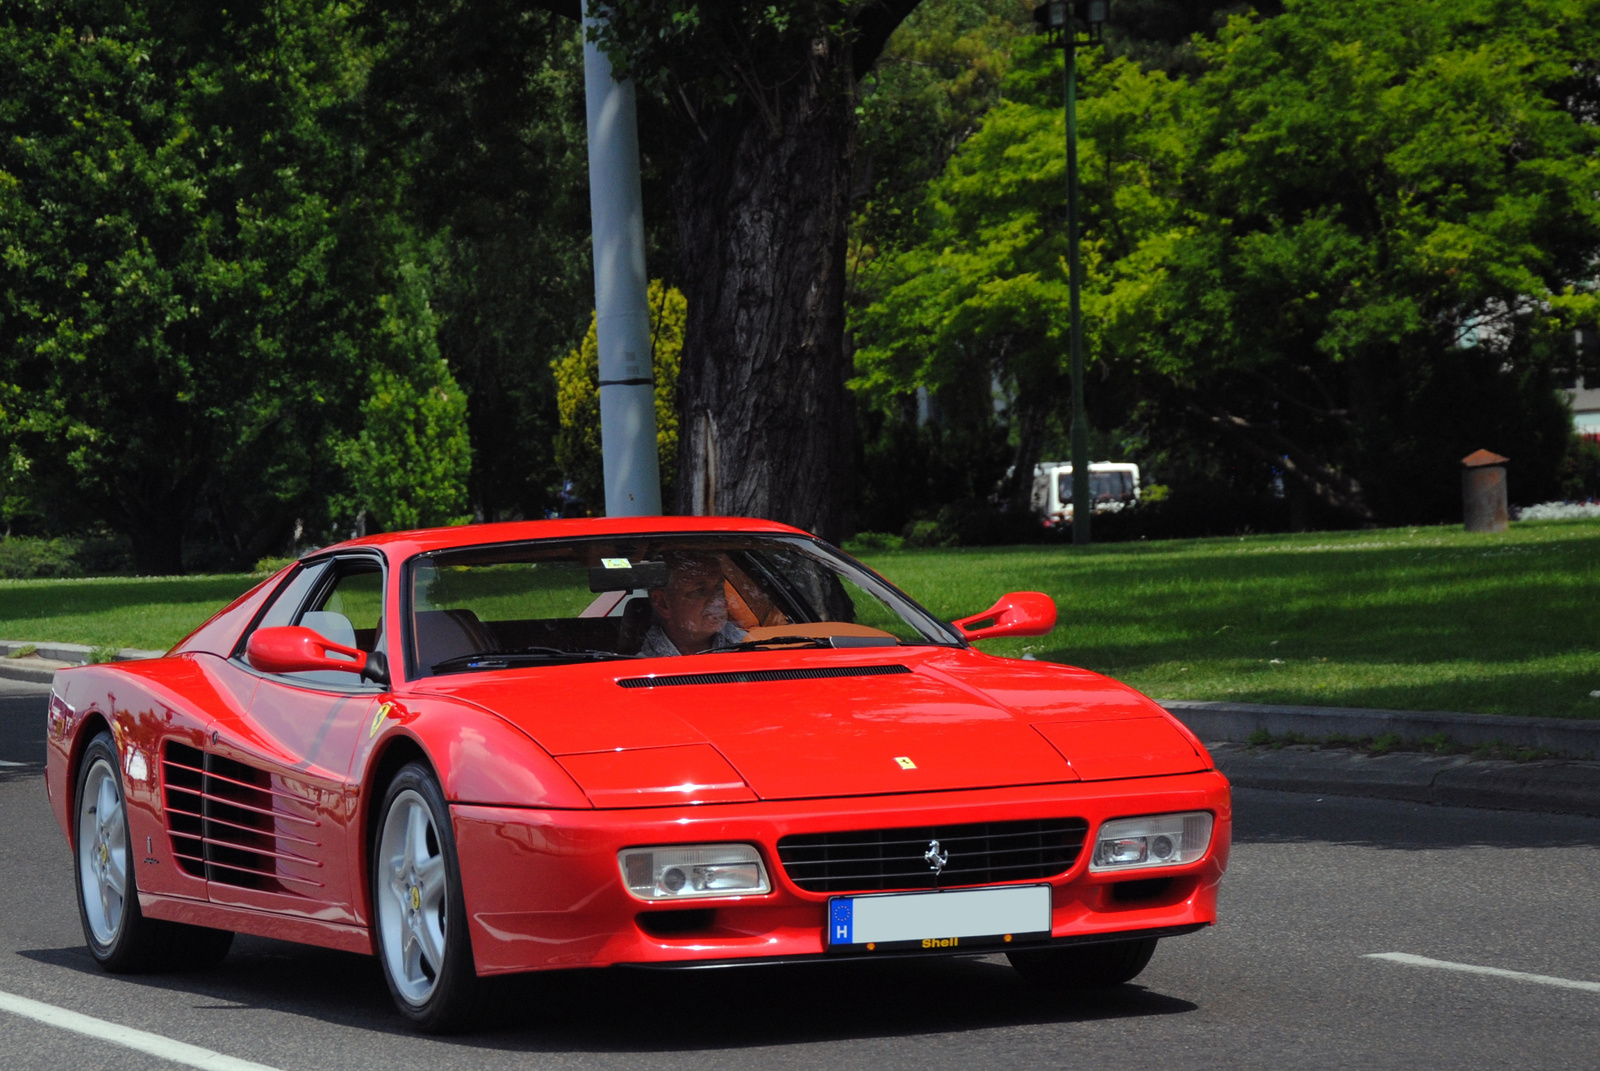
(777, 818, 1089, 894)
(617, 664, 910, 689)
(162, 741, 323, 893)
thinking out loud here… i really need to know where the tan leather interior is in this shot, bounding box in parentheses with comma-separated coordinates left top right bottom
(742, 622, 896, 641)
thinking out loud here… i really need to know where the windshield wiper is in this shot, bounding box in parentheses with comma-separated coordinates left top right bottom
(706, 635, 900, 655)
(431, 648, 639, 674)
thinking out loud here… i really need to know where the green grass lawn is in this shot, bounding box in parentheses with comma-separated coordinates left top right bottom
(857, 518, 1600, 720)
(2, 519, 1597, 719)
(0, 573, 261, 651)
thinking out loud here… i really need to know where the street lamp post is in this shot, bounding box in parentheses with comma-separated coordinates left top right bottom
(1034, 0, 1106, 545)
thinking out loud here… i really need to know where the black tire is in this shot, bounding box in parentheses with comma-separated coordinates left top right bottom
(371, 762, 486, 1033)
(1007, 937, 1158, 990)
(74, 732, 234, 973)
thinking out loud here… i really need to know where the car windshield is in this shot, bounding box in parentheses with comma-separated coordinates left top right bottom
(406, 534, 961, 678)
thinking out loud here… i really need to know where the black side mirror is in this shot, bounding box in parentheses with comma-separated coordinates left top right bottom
(361, 649, 390, 686)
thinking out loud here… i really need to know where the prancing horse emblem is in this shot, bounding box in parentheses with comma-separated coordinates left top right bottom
(924, 839, 949, 874)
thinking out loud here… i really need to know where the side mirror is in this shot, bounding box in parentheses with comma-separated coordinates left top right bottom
(953, 592, 1057, 642)
(246, 626, 387, 684)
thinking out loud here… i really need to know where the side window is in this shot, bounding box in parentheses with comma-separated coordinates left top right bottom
(285, 560, 385, 688)
(248, 562, 330, 637)
(301, 566, 384, 653)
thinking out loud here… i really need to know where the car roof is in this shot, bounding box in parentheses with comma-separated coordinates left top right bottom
(310, 515, 814, 563)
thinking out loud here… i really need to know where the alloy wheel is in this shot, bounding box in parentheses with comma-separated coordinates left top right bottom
(376, 788, 448, 1005)
(77, 757, 127, 947)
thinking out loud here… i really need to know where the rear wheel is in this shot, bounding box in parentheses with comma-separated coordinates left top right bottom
(373, 763, 484, 1032)
(1007, 937, 1158, 990)
(75, 732, 233, 972)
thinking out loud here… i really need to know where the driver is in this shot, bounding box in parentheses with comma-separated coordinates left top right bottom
(639, 552, 748, 657)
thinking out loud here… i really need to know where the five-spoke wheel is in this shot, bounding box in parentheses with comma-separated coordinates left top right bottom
(377, 788, 450, 1004)
(77, 749, 127, 948)
(73, 731, 233, 972)
(373, 763, 482, 1031)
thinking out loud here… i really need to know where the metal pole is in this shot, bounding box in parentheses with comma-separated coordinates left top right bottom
(1064, 33, 1091, 544)
(582, 10, 662, 517)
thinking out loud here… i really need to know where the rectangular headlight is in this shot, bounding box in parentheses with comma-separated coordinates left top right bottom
(618, 843, 771, 901)
(1089, 812, 1213, 873)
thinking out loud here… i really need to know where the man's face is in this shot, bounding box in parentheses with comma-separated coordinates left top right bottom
(650, 564, 728, 647)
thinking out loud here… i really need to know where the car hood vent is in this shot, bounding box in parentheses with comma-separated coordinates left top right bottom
(617, 664, 911, 689)
(161, 741, 323, 893)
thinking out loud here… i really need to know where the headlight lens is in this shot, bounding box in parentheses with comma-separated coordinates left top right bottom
(1089, 812, 1213, 872)
(618, 843, 771, 900)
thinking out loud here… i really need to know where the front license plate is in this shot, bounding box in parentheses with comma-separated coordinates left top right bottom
(826, 884, 1052, 953)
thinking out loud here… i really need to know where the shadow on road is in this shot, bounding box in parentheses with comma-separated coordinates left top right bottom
(1232, 786, 1600, 851)
(19, 936, 1198, 1050)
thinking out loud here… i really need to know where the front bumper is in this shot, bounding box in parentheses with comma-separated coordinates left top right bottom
(451, 770, 1231, 976)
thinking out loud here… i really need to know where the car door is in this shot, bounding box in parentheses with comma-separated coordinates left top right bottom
(199, 555, 387, 927)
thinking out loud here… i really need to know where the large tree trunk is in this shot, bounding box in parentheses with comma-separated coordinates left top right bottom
(670, 39, 857, 543)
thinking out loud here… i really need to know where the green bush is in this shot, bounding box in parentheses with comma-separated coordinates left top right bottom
(253, 556, 298, 576)
(902, 519, 951, 548)
(0, 537, 81, 579)
(845, 531, 905, 552)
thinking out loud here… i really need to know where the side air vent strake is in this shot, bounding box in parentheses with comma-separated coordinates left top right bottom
(162, 741, 323, 893)
(618, 664, 911, 689)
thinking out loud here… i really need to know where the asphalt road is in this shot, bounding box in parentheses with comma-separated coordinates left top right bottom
(2, 680, 1598, 1070)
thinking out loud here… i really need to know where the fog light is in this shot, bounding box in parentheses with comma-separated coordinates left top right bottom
(618, 844, 770, 900)
(1090, 812, 1213, 873)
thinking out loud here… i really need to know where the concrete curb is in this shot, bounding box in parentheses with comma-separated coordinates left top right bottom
(0, 640, 165, 685)
(1160, 698, 1600, 759)
(1208, 743, 1600, 819)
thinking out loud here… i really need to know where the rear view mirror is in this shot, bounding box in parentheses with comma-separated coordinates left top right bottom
(589, 561, 669, 592)
(246, 626, 387, 684)
(953, 592, 1057, 642)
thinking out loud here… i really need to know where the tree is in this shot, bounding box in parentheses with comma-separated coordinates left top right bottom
(359, 1, 639, 524)
(573, 1, 923, 540)
(853, 42, 1193, 516)
(0, 0, 471, 570)
(855, 0, 1600, 529)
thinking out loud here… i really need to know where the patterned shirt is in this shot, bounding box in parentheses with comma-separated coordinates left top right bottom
(638, 621, 748, 658)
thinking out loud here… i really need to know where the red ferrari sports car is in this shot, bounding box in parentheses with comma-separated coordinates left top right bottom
(46, 516, 1230, 1031)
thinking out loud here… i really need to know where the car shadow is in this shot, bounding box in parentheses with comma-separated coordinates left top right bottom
(19, 939, 1198, 1051)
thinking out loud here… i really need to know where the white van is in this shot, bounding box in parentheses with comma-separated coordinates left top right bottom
(1031, 461, 1141, 526)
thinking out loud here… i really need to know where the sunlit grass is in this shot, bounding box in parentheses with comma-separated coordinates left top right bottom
(857, 519, 1600, 720)
(0, 574, 262, 651)
(1, 519, 1597, 718)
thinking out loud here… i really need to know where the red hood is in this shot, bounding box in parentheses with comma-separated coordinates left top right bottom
(412, 648, 1208, 804)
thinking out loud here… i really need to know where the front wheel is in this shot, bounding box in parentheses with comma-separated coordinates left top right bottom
(75, 732, 233, 972)
(1007, 937, 1158, 990)
(373, 763, 484, 1032)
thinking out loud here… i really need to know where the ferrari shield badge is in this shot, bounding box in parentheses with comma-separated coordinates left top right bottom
(894, 756, 916, 769)
(368, 702, 396, 739)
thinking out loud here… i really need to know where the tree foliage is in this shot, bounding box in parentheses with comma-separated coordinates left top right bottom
(0, 0, 473, 570)
(357, 1, 616, 524)
(854, 0, 1600, 530)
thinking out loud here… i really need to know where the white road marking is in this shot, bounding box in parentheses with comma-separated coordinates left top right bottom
(0, 759, 30, 767)
(0, 988, 283, 1071)
(1366, 952, 1600, 994)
